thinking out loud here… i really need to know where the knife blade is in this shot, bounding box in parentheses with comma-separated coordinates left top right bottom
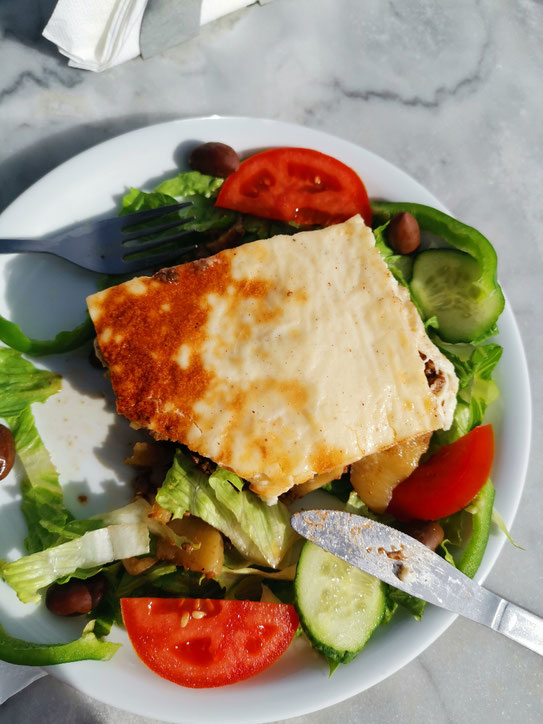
(290, 509, 543, 656)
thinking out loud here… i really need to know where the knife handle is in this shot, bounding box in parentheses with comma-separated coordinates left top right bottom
(489, 598, 543, 656)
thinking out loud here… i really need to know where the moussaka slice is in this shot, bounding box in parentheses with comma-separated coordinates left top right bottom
(87, 215, 457, 502)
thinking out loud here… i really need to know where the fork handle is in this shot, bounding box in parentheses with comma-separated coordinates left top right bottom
(0, 238, 59, 254)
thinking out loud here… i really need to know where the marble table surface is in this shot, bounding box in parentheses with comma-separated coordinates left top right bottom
(0, 0, 542, 722)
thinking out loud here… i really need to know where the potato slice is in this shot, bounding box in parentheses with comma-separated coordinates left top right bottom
(283, 465, 346, 502)
(122, 555, 158, 576)
(156, 516, 224, 578)
(350, 434, 431, 513)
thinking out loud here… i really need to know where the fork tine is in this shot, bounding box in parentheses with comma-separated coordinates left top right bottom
(118, 202, 192, 228)
(121, 216, 195, 245)
(123, 230, 197, 258)
(121, 243, 201, 274)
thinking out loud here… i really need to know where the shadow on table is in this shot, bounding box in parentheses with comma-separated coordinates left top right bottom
(0, 113, 193, 214)
(0, 0, 59, 57)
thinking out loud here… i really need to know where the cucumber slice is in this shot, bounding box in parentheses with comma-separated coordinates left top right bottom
(295, 541, 386, 666)
(411, 249, 504, 343)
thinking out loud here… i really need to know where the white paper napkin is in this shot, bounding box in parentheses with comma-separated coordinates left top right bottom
(43, 0, 264, 72)
(42, 0, 148, 72)
(0, 661, 46, 705)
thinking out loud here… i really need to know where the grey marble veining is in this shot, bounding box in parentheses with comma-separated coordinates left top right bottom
(1, 0, 542, 722)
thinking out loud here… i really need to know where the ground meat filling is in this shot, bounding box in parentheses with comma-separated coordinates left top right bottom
(419, 351, 445, 394)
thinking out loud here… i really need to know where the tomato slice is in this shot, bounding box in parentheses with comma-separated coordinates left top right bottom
(121, 597, 299, 688)
(387, 425, 495, 521)
(215, 147, 372, 226)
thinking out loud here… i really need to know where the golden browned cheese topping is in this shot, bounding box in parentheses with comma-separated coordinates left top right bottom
(87, 216, 457, 502)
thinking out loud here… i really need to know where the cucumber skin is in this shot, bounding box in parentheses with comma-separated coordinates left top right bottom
(294, 542, 386, 666)
(411, 249, 504, 343)
(371, 201, 505, 344)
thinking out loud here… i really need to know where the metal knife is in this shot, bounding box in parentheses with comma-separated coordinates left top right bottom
(290, 509, 543, 656)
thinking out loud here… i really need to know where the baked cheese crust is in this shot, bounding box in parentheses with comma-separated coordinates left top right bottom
(87, 216, 457, 502)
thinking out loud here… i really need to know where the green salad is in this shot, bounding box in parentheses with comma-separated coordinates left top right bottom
(0, 143, 507, 682)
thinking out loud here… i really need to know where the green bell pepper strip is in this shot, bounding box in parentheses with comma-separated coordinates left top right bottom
(457, 479, 496, 579)
(0, 313, 94, 356)
(0, 623, 120, 665)
(370, 201, 501, 284)
(371, 201, 503, 300)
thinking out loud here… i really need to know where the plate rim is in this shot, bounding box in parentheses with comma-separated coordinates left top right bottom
(0, 115, 532, 723)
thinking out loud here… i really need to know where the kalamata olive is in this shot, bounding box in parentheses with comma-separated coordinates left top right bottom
(402, 520, 444, 552)
(45, 574, 107, 616)
(0, 424, 15, 481)
(189, 142, 240, 178)
(387, 211, 421, 254)
(86, 574, 108, 608)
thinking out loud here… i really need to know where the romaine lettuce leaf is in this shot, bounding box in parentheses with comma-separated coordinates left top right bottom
(156, 450, 296, 568)
(0, 350, 74, 553)
(1, 522, 150, 603)
(6, 406, 75, 554)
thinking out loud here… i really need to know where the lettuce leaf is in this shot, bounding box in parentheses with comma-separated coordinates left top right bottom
(387, 587, 425, 620)
(0, 349, 61, 417)
(321, 474, 353, 503)
(431, 342, 502, 447)
(120, 187, 234, 234)
(6, 407, 76, 554)
(0, 350, 74, 553)
(156, 450, 296, 568)
(154, 171, 224, 198)
(0, 621, 120, 666)
(1, 522, 150, 603)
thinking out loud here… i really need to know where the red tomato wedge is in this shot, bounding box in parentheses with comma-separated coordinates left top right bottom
(121, 597, 299, 688)
(215, 147, 372, 226)
(387, 425, 495, 521)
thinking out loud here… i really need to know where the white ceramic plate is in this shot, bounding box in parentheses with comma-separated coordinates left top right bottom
(0, 117, 532, 723)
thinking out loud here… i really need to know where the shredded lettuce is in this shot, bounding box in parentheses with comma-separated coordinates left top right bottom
(491, 508, 524, 550)
(156, 450, 296, 568)
(1, 523, 149, 603)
